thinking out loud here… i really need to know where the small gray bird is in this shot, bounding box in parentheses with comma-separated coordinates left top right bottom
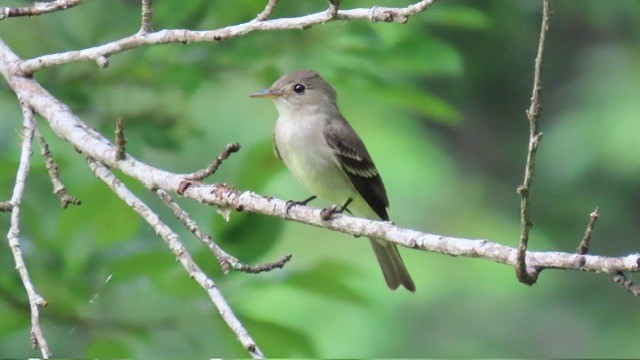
(251, 70, 415, 292)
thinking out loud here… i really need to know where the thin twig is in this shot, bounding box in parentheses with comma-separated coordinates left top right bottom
(0, 0, 82, 21)
(139, 0, 153, 34)
(515, 0, 551, 285)
(156, 189, 292, 274)
(18, 0, 436, 74)
(34, 127, 81, 208)
(115, 117, 127, 161)
(255, 0, 279, 21)
(613, 272, 640, 296)
(188, 143, 241, 181)
(577, 207, 599, 255)
(86, 158, 264, 358)
(6, 104, 51, 358)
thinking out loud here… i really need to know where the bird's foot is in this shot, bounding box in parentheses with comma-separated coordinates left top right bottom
(320, 198, 353, 220)
(177, 179, 198, 195)
(320, 205, 340, 220)
(285, 195, 317, 215)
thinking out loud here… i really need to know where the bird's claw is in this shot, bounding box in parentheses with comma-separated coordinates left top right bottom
(285, 195, 317, 215)
(320, 205, 339, 220)
(320, 198, 353, 220)
(285, 200, 302, 215)
(177, 179, 198, 195)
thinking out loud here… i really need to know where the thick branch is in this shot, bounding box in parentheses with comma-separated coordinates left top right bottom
(1, 35, 639, 292)
(86, 158, 264, 358)
(0, 0, 81, 20)
(515, 0, 550, 285)
(6, 104, 51, 358)
(188, 183, 640, 275)
(19, 0, 435, 74)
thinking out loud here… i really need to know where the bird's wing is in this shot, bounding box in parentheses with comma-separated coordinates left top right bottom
(323, 117, 389, 220)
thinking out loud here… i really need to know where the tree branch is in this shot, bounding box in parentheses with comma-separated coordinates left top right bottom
(18, 0, 435, 74)
(34, 126, 81, 208)
(577, 207, 599, 255)
(255, 0, 280, 21)
(186, 142, 241, 181)
(1, 38, 639, 287)
(613, 272, 640, 296)
(327, 0, 341, 19)
(515, 0, 551, 285)
(187, 183, 640, 276)
(6, 104, 51, 358)
(156, 189, 292, 274)
(139, 0, 153, 35)
(115, 117, 127, 161)
(86, 158, 264, 359)
(0, 0, 82, 21)
(3, 1, 635, 356)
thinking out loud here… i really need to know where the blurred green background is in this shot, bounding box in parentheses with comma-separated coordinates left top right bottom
(1, 0, 640, 357)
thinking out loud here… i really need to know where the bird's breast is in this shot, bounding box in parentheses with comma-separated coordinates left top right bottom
(274, 115, 355, 204)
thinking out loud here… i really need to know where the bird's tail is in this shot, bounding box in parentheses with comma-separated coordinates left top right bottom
(369, 238, 415, 292)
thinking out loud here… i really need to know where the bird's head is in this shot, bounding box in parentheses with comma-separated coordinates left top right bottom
(250, 70, 337, 115)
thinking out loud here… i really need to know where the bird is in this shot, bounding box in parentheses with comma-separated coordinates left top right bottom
(250, 70, 415, 292)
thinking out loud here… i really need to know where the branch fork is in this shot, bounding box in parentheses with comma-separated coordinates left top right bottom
(515, 0, 550, 286)
(5, 104, 52, 358)
(2, 0, 640, 357)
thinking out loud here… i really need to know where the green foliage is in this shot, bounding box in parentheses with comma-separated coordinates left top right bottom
(284, 260, 368, 305)
(1, 0, 640, 357)
(241, 318, 318, 357)
(215, 212, 284, 264)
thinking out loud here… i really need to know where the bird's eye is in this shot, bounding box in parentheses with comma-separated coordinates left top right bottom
(293, 84, 306, 94)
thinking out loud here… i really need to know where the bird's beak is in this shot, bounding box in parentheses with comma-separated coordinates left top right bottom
(250, 88, 280, 99)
